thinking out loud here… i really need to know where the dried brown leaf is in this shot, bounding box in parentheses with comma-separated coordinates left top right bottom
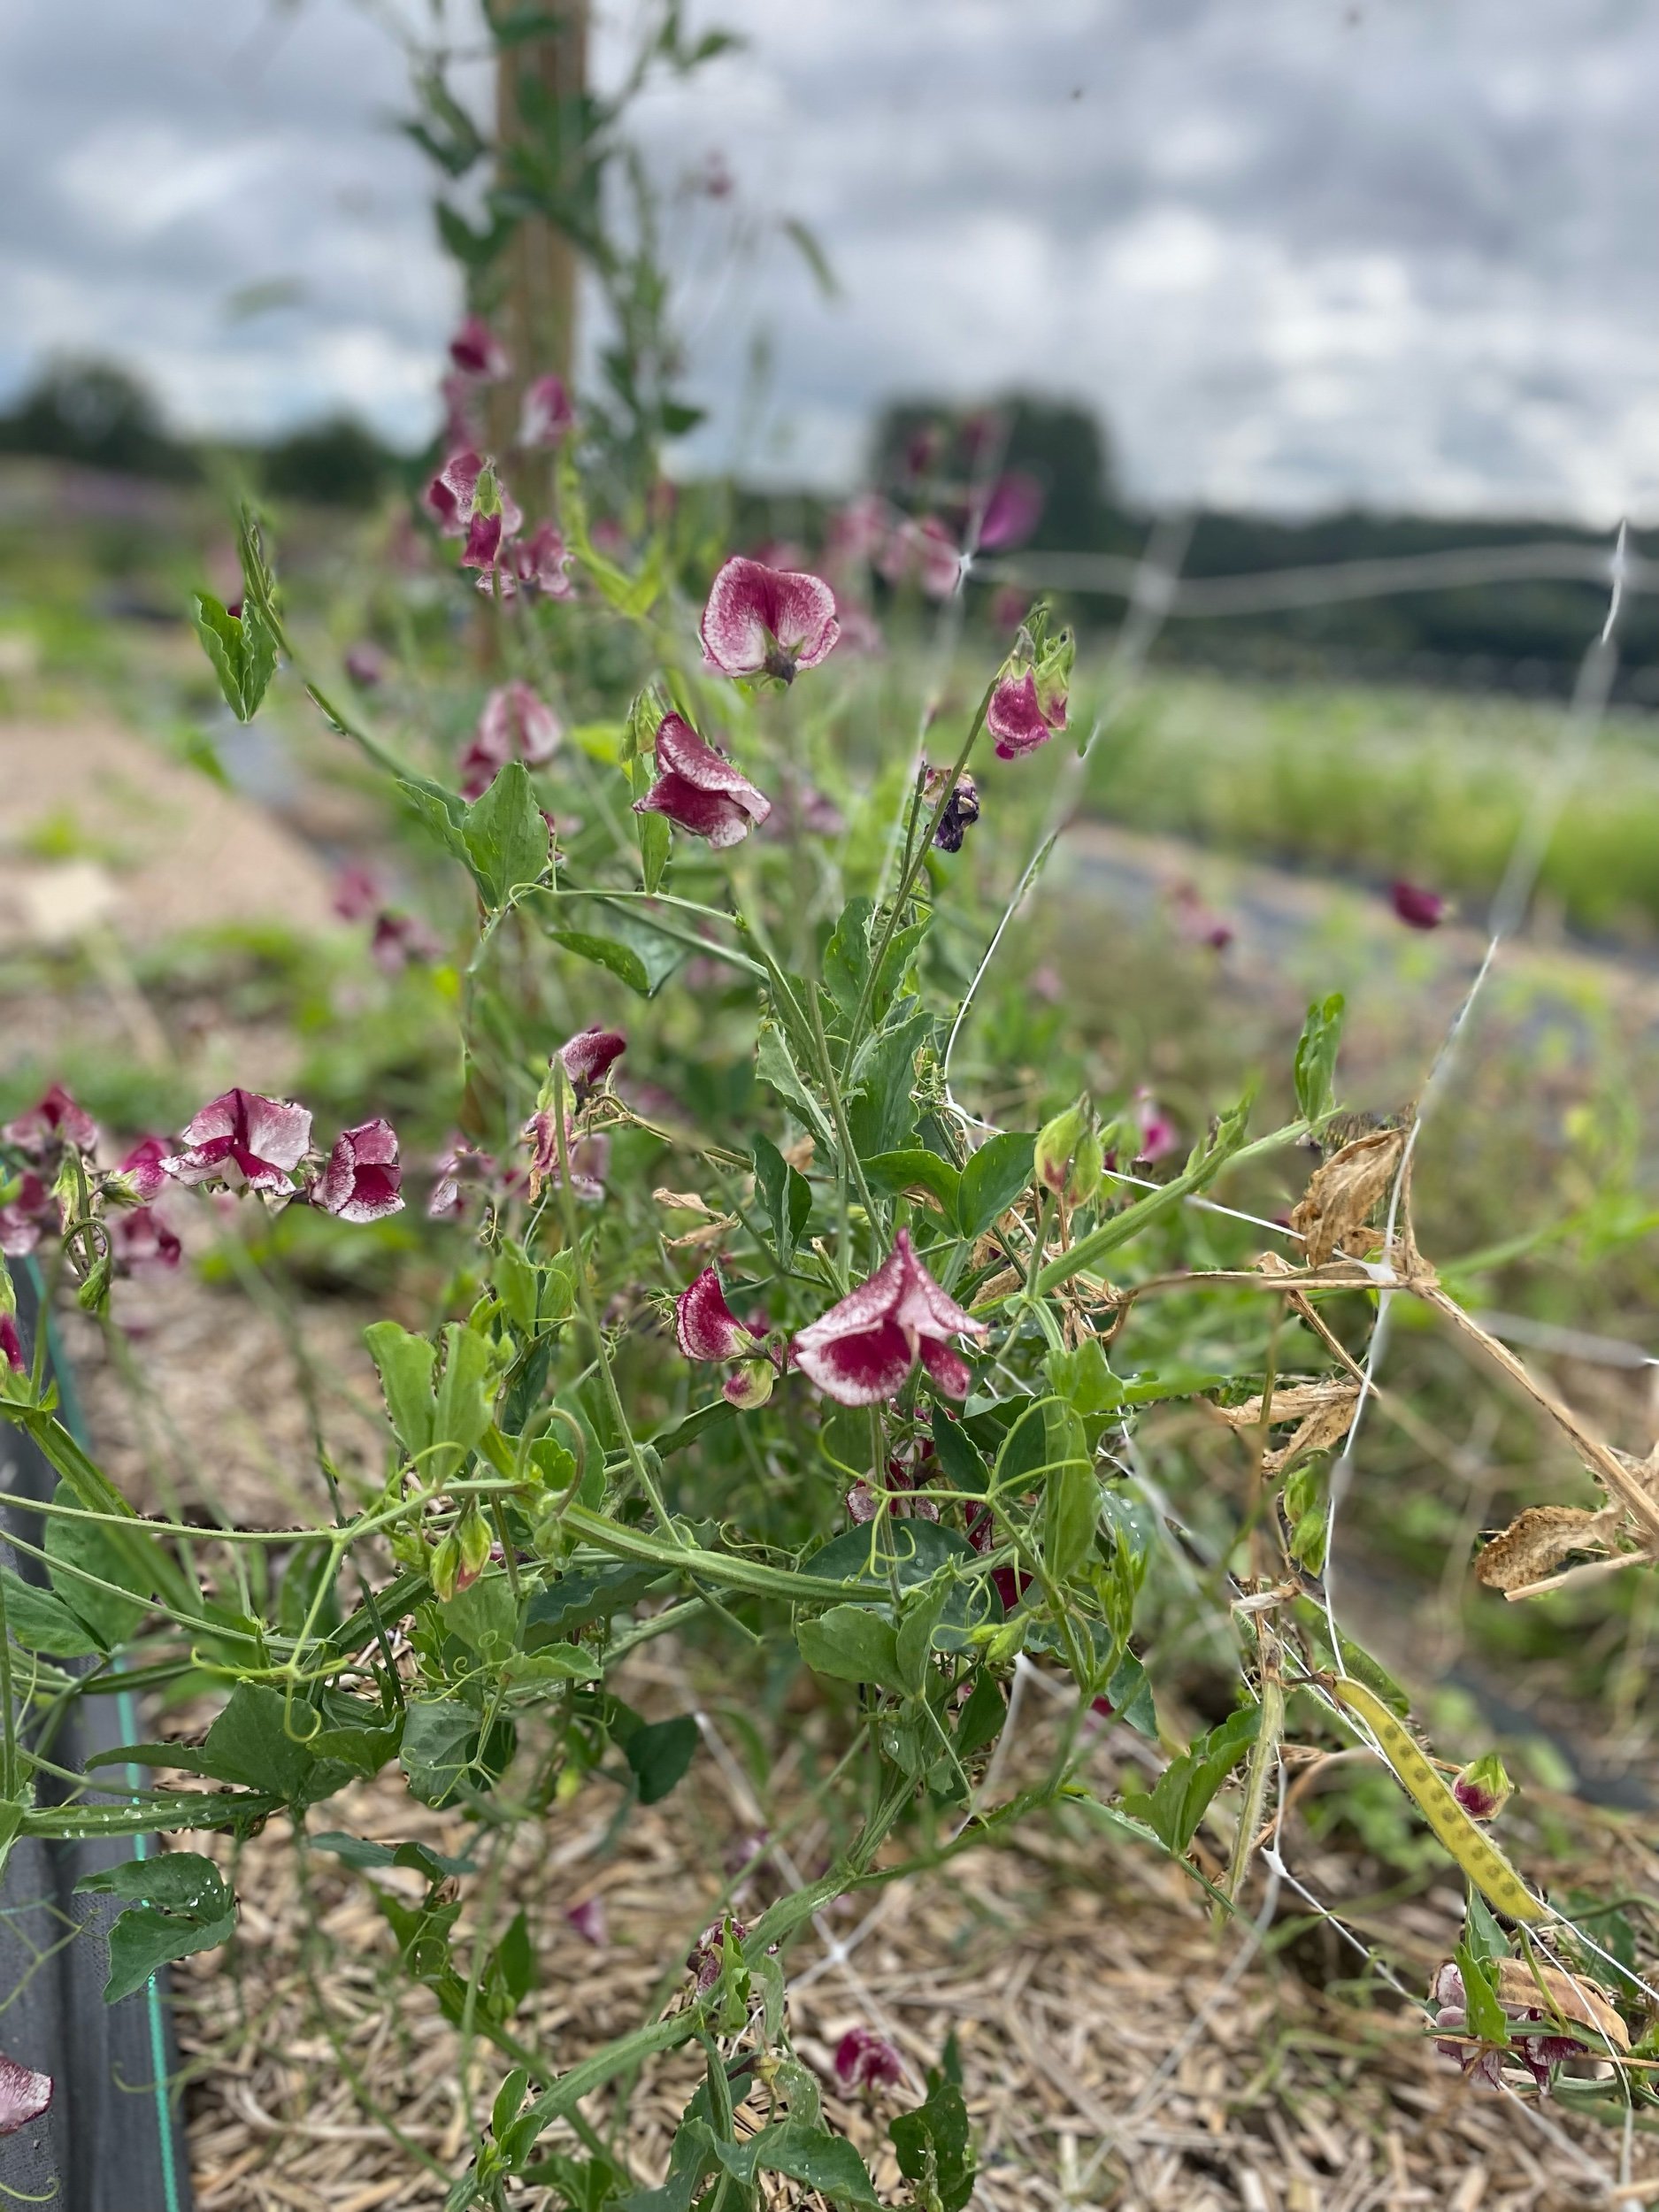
(1288, 1127, 1406, 1267)
(1489, 1959, 1629, 2051)
(1473, 1504, 1620, 1593)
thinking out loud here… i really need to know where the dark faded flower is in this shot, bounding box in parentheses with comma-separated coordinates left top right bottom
(314, 1118, 403, 1224)
(109, 1206, 181, 1273)
(834, 2026, 904, 2093)
(523, 1113, 608, 1203)
(0, 2053, 52, 2135)
(978, 470, 1043, 552)
(687, 1916, 747, 1994)
(162, 1089, 313, 1198)
(4, 1082, 98, 1156)
(344, 641, 387, 687)
(0, 1172, 58, 1256)
(458, 680, 562, 799)
(333, 863, 383, 921)
(566, 1896, 608, 1947)
(449, 314, 508, 380)
(676, 1267, 757, 1363)
(700, 556, 840, 684)
(520, 374, 573, 447)
(966, 1503, 1031, 1613)
(428, 1138, 495, 1223)
(461, 506, 507, 577)
(633, 713, 771, 849)
(0, 1313, 24, 1373)
(1430, 1958, 1625, 2094)
(793, 1230, 987, 1407)
(847, 1444, 940, 1525)
(370, 910, 442, 974)
(557, 1025, 626, 1097)
(927, 770, 979, 853)
(1391, 879, 1448, 931)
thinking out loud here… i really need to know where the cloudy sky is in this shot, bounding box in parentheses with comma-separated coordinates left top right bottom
(3, 0, 1656, 519)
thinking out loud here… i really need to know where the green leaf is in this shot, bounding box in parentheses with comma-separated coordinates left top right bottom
(621, 1715, 698, 1804)
(751, 1133, 813, 1267)
(463, 762, 551, 910)
(796, 1605, 905, 1694)
(101, 1901, 235, 2005)
(864, 1149, 961, 1217)
(845, 1010, 930, 1159)
(1044, 1339, 1122, 1417)
(524, 1562, 664, 1644)
(0, 1567, 101, 1656)
(756, 1020, 825, 1135)
(401, 1696, 482, 1809)
(955, 1132, 1035, 1239)
(889, 2069, 975, 2212)
(1463, 1886, 1513, 1964)
(955, 1672, 1005, 1759)
(929, 1408, 988, 1494)
(551, 910, 684, 996)
(46, 1478, 152, 1648)
(310, 1831, 478, 1878)
(1294, 992, 1346, 1128)
(872, 920, 930, 1022)
(77, 1850, 229, 1911)
(199, 1683, 319, 1801)
(823, 896, 873, 1018)
(1455, 1941, 1510, 2045)
(1041, 1409, 1097, 1585)
(1102, 1650, 1158, 1738)
(803, 1522, 999, 1648)
(192, 590, 276, 722)
(365, 1321, 435, 1460)
(78, 1851, 236, 2005)
(433, 1323, 495, 1479)
(440, 1571, 518, 1661)
(490, 1908, 536, 2013)
(895, 1580, 952, 1694)
(1123, 1704, 1263, 1857)
(718, 2124, 879, 2208)
(398, 779, 474, 872)
(649, 1401, 735, 1457)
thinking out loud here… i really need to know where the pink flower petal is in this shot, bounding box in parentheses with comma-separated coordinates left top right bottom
(977, 471, 1043, 552)
(917, 1336, 973, 1399)
(0, 1314, 24, 1373)
(4, 1082, 98, 1154)
(1391, 879, 1447, 930)
(109, 1205, 182, 1272)
(566, 1895, 608, 1946)
(449, 315, 508, 380)
(520, 374, 573, 447)
(633, 714, 771, 847)
(0, 2054, 51, 2135)
(834, 2026, 903, 2093)
(793, 1314, 916, 1407)
(424, 449, 483, 538)
(987, 671, 1058, 760)
(557, 1025, 626, 1090)
(676, 1268, 755, 1362)
(699, 557, 841, 681)
(315, 1118, 404, 1224)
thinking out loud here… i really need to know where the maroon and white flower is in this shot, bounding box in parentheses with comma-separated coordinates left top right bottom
(879, 515, 963, 600)
(449, 314, 508, 380)
(825, 492, 895, 570)
(987, 669, 1066, 760)
(1391, 879, 1447, 931)
(108, 1206, 181, 1274)
(4, 1083, 98, 1156)
(457, 680, 562, 799)
(566, 1896, 608, 1947)
(687, 1916, 747, 1993)
(344, 641, 387, 687)
(0, 1314, 24, 1374)
(557, 1025, 626, 1097)
(676, 1267, 758, 1363)
(370, 910, 442, 973)
(523, 1113, 609, 1203)
(428, 1137, 495, 1223)
(520, 374, 574, 447)
(313, 1118, 403, 1224)
(1133, 1087, 1179, 1165)
(115, 1135, 172, 1204)
(506, 522, 574, 601)
(833, 2026, 904, 2093)
(0, 1172, 58, 1256)
(333, 864, 383, 921)
(0, 2053, 51, 2135)
(1429, 1959, 1622, 2094)
(699, 557, 841, 684)
(793, 1231, 987, 1407)
(161, 1089, 313, 1199)
(977, 471, 1043, 552)
(633, 713, 771, 849)
(424, 449, 485, 538)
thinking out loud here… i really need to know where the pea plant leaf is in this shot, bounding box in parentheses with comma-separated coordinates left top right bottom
(1122, 1703, 1263, 1857)
(192, 590, 277, 722)
(77, 1852, 236, 2004)
(1294, 991, 1347, 1127)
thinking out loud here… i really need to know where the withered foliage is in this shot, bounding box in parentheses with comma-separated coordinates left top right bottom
(1288, 1126, 1407, 1267)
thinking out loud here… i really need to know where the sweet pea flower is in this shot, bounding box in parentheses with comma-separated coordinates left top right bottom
(676, 1267, 758, 1363)
(826, 492, 894, 570)
(0, 1313, 23, 1374)
(0, 2053, 51, 2135)
(987, 618, 1074, 760)
(1133, 1087, 1179, 1165)
(523, 1113, 608, 1203)
(313, 1118, 403, 1224)
(793, 1230, 987, 1407)
(449, 314, 508, 380)
(0, 1172, 58, 1256)
(1391, 879, 1448, 930)
(700, 557, 841, 684)
(632, 713, 771, 849)
(922, 766, 979, 854)
(344, 641, 387, 688)
(370, 910, 442, 973)
(4, 1083, 98, 1156)
(687, 1916, 746, 1994)
(333, 864, 382, 921)
(506, 521, 574, 601)
(428, 1138, 495, 1223)
(978, 470, 1043, 551)
(519, 373, 574, 447)
(557, 1025, 626, 1098)
(1453, 1751, 1513, 1822)
(1430, 1959, 1624, 2094)
(879, 515, 963, 600)
(115, 1135, 172, 1204)
(162, 1089, 312, 1199)
(457, 680, 562, 799)
(966, 1503, 1032, 1613)
(566, 1896, 608, 1947)
(834, 2026, 904, 2093)
(424, 449, 484, 538)
(108, 1206, 181, 1274)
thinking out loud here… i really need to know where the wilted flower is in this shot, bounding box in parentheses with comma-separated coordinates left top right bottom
(922, 764, 979, 854)
(449, 314, 508, 380)
(699, 557, 841, 684)
(333, 864, 383, 921)
(1453, 1751, 1514, 1822)
(566, 1896, 608, 1947)
(0, 1172, 58, 1256)
(557, 1025, 626, 1098)
(370, 910, 442, 974)
(428, 1137, 495, 1223)
(0, 2053, 52, 2135)
(847, 1442, 940, 1525)
(4, 1083, 98, 1156)
(632, 713, 771, 849)
(523, 1113, 608, 1203)
(1430, 1958, 1625, 2094)
(978, 471, 1043, 552)
(1133, 1087, 1179, 1166)
(457, 680, 562, 799)
(505, 521, 574, 601)
(687, 1916, 747, 1994)
(162, 1089, 313, 1199)
(312, 1118, 403, 1224)
(519, 373, 573, 447)
(834, 2026, 904, 2093)
(966, 1503, 1032, 1614)
(676, 1267, 758, 1363)
(344, 641, 387, 687)
(1391, 879, 1448, 931)
(0, 1314, 24, 1374)
(793, 1230, 987, 1407)
(108, 1206, 181, 1274)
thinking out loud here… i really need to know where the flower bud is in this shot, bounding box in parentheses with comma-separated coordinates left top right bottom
(455, 1505, 493, 1591)
(430, 1532, 461, 1603)
(723, 1358, 774, 1411)
(1034, 1102, 1102, 1204)
(1453, 1751, 1513, 1822)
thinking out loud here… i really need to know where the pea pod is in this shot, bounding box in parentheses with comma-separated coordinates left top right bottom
(1331, 1676, 1547, 1924)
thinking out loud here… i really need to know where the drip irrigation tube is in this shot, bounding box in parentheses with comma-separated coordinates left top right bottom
(0, 1266, 191, 2210)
